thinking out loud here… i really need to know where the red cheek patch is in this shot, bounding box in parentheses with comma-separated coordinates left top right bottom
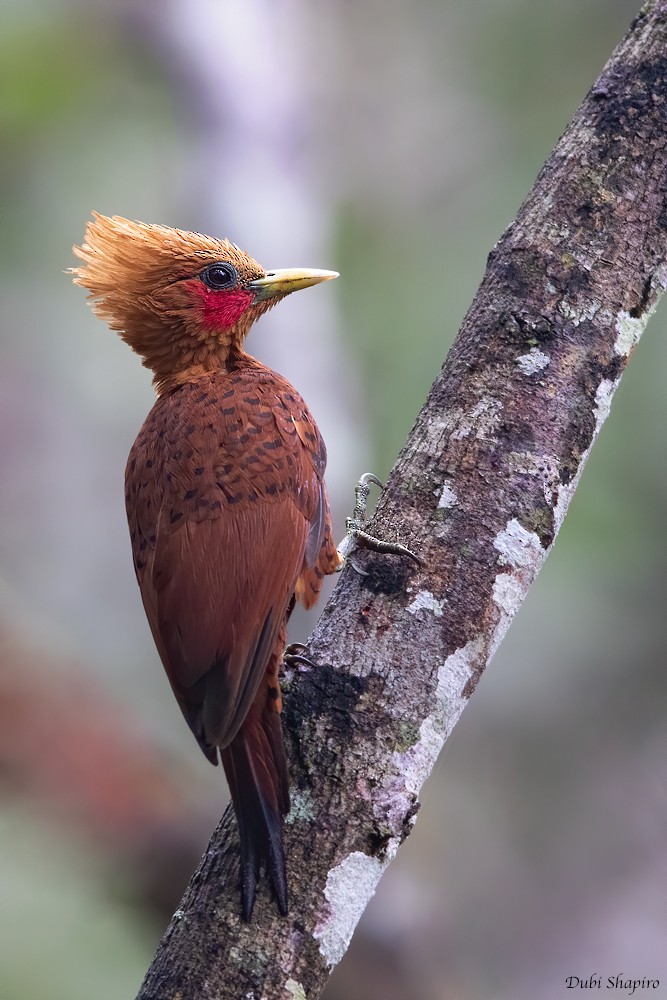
(188, 281, 254, 333)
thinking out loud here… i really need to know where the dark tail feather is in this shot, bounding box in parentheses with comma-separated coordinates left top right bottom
(221, 694, 290, 921)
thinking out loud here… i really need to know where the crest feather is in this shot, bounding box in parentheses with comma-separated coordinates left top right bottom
(71, 212, 261, 321)
(71, 214, 266, 391)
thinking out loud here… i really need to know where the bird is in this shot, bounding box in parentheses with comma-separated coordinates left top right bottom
(71, 213, 343, 920)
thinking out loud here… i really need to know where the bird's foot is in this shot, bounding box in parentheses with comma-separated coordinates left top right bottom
(283, 642, 317, 668)
(337, 473, 421, 573)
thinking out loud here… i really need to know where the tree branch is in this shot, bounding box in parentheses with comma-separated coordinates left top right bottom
(136, 4, 667, 998)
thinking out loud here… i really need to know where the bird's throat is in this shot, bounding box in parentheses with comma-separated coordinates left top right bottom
(147, 282, 256, 394)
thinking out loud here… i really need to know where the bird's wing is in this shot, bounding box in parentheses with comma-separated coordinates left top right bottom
(125, 369, 327, 753)
(272, 385, 329, 567)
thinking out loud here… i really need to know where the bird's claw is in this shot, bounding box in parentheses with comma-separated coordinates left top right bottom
(337, 473, 422, 571)
(283, 642, 316, 668)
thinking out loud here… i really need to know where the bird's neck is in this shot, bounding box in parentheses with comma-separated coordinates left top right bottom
(153, 342, 252, 396)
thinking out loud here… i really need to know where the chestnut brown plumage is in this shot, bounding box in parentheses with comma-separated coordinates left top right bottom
(72, 213, 340, 920)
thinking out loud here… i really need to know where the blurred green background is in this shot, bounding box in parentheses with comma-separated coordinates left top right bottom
(1, 1, 666, 998)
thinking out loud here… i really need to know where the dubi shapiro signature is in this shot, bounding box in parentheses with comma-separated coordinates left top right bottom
(566, 975, 660, 995)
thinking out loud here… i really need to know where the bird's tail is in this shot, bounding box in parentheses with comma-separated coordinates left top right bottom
(221, 677, 290, 921)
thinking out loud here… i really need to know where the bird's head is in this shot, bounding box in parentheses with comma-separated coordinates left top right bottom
(72, 213, 337, 392)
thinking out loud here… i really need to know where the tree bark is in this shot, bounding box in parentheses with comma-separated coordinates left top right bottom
(136, 4, 667, 998)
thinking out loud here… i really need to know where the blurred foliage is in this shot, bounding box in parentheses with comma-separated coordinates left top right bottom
(0, 807, 153, 1000)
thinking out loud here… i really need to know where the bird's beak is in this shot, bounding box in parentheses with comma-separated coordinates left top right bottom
(247, 268, 339, 303)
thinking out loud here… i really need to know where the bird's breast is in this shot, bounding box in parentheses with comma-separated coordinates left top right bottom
(126, 367, 324, 551)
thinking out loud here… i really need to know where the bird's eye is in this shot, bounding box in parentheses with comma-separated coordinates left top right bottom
(200, 262, 239, 290)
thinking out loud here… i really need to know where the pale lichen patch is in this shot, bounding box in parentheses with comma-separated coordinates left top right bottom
(614, 310, 643, 357)
(400, 638, 482, 794)
(406, 590, 445, 617)
(492, 572, 524, 618)
(515, 347, 550, 374)
(285, 978, 307, 1000)
(493, 518, 544, 568)
(593, 378, 617, 431)
(418, 409, 461, 459)
(397, 715, 443, 799)
(559, 296, 600, 323)
(614, 266, 667, 355)
(416, 396, 502, 457)
(450, 396, 503, 442)
(286, 789, 317, 825)
(489, 520, 546, 658)
(374, 637, 484, 832)
(437, 481, 458, 509)
(314, 852, 386, 967)
(488, 573, 530, 661)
